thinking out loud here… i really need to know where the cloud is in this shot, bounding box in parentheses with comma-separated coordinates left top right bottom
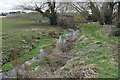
(0, 0, 33, 12)
(0, 0, 18, 10)
(0, 0, 118, 13)
(0, 0, 48, 13)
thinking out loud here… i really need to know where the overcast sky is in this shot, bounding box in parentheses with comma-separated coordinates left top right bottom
(0, 0, 35, 13)
(0, 0, 70, 13)
(0, 0, 118, 13)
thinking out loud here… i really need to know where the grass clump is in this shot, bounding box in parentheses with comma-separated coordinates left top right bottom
(72, 23, 118, 78)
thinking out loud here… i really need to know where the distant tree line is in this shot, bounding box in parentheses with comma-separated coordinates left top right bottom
(0, 13, 7, 16)
(0, 11, 26, 16)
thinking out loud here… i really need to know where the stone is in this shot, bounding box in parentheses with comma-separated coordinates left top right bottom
(5, 68, 16, 77)
(0, 72, 2, 78)
(56, 29, 79, 52)
(56, 35, 66, 47)
(68, 29, 78, 41)
(31, 57, 37, 61)
(18, 68, 26, 75)
(36, 48, 48, 60)
(2, 72, 10, 78)
(24, 60, 32, 66)
(63, 34, 71, 41)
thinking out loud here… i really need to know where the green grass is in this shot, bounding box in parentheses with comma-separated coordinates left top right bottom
(27, 23, 118, 78)
(1, 14, 118, 78)
(2, 38, 55, 71)
(84, 46, 118, 78)
(2, 14, 64, 71)
(73, 23, 118, 78)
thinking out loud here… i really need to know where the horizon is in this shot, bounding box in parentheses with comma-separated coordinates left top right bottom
(0, 10, 35, 14)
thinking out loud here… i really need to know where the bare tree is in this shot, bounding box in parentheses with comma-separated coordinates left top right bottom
(71, 1, 117, 25)
(102, 2, 116, 25)
(70, 2, 89, 20)
(20, 0, 57, 25)
(20, 0, 119, 26)
(89, 1, 118, 25)
(116, 1, 120, 28)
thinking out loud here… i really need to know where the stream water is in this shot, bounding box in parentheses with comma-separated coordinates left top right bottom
(1, 29, 79, 78)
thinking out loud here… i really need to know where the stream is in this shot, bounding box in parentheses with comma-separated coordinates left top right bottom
(1, 29, 79, 78)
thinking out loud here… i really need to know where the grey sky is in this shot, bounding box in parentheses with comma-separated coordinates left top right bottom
(0, 0, 33, 13)
(0, 0, 119, 13)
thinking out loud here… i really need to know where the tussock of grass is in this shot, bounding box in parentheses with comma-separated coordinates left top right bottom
(2, 16, 63, 71)
(2, 37, 55, 71)
(72, 23, 118, 78)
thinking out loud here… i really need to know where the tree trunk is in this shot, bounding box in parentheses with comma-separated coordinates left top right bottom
(48, 1, 57, 25)
(49, 13, 57, 25)
(35, 1, 57, 26)
(116, 2, 120, 28)
(89, 2, 104, 25)
(112, 2, 120, 36)
(103, 2, 114, 25)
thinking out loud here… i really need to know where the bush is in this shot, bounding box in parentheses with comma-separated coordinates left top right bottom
(58, 15, 74, 29)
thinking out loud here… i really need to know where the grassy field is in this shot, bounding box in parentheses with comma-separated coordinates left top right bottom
(29, 23, 118, 78)
(1, 13, 119, 78)
(2, 14, 64, 71)
(73, 23, 118, 78)
(30, 23, 118, 78)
